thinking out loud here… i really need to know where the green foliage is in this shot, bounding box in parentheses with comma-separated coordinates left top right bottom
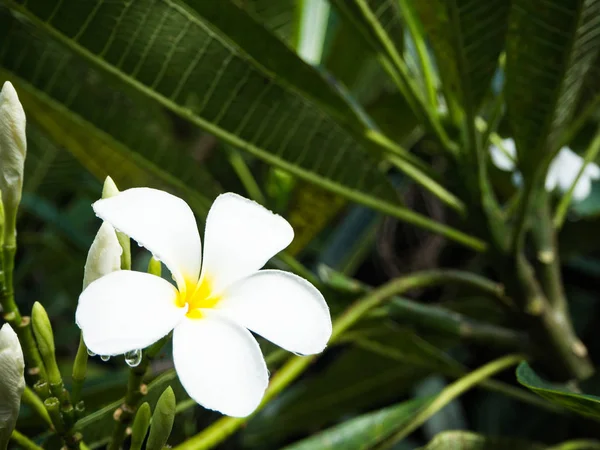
(517, 361, 600, 420)
(281, 397, 430, 450)
(3, 0, 600, 449)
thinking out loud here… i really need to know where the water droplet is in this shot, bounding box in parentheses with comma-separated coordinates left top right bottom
(100, 355, 110, 362)
(124, 349, 142, 368)
(87, 349, 96, 357)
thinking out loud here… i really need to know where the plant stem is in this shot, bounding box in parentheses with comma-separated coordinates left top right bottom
(10, 430, 44, 450)
(532, 192, 568, 315)
(108, 336, 168, 450)
(22, 386, 53, 428)
(376, 354, 525, 448)
(172, 270, 511, 450)
(225, 146, 266, 204)
(0, 243, 46, 380)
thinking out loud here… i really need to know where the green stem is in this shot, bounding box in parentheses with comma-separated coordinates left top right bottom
(71, 334, 88, 406)
(554, 127, 600, 229)
(533, 192, 568, 315)
(376, 354, 525, 448)
(10, 430, 44, 450)
(172, 270, 511, 450)
(225, 146, 266, 204)
(45, 397, 80, 449)
(22, 386, 53, 428)
(0, 244, 47, 380)
(108, 336, 168, 450)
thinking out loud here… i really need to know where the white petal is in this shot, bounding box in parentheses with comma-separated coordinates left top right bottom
(93, 188, 201, 291)
(573, 177, 592, 202)
(217, 270, 332, 355)
(76, 271, 185, 355)
(489, 138, 516, 171)
(545, 157, 561, 192)
(173, 314, 268, 417)
(83, 222, 122, 290)
(201, 193, 293, 294)
(585, 162, 600, 179)
(0, 324, 24, 449)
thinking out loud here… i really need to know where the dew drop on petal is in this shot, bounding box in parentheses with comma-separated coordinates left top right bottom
(100, 355, 110, 362)
(87, 349, 96, 357)
(124, 349, 142, 368)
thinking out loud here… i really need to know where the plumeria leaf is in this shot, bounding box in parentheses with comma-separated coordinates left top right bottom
(280, 397, 431, 450)
(0, 2, 484, 250)
(411, 0, 509, 120)
(0, 10, 219, 215)
(505, 0, 600, 173)
(242, 327, 456, 448)
(419, 430, 546, 450)
(516, 361, 600, 421)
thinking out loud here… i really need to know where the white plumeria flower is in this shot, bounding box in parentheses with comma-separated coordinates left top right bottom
(76, 189, 332, 417)
(545, 147, 600, 202)
(489, 138, 517, 172)
(489, 139, 600, 202)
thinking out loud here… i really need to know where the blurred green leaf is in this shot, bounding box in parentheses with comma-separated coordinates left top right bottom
(505, 0, 600, 172)
(411, 0, 509, 118)
(0, 10, 220, 214)
(420, 431, 600, 450)
(516, 361, 600, 421)
(242, 327, 455, 448)
(0, 0, 428, 229)
(281, 397, 431, 450)
(419, 430, 545, 450)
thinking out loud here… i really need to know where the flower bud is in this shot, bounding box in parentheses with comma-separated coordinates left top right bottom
(82, 222, 122, 290)
(0, 324, 25, 449)
(146, 387, 176, 450)
(101, 176, 131, 270)
(0, 82, 26, 246)
(101, 176, 120, 199)
(31, 302, 61, 386)
(130, 402, 152, 450)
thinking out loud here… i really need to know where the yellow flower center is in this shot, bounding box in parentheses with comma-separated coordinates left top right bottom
(178, 276, 220, 319)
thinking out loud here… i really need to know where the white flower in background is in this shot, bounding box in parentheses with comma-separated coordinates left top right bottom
(545, 147, 600, 202)
(76, 189, 332, 417)
(0, 324, 25, 449)
(489, 139, 600, 202)
(489, 138, 517, 172)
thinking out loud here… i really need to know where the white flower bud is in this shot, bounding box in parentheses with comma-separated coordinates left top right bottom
(0, 82, 26, 245)
(83, 222, 123, 290)
(0, 324, 25, 449)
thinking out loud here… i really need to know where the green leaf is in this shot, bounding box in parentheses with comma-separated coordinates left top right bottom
(0, 10, 220, 215)
(505, 0, 600, 172)
(146, 387, 176, 450)
(411, 0, 509, 119)
(242, 327, 455, 448)
(420, 431, 600, 450)
(516, 361, 600, 421)
(281, 397, 431, 450)
(0, 1, 482, 248)
(419, 430, 545, 450)
(235, 0, 297, 44)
